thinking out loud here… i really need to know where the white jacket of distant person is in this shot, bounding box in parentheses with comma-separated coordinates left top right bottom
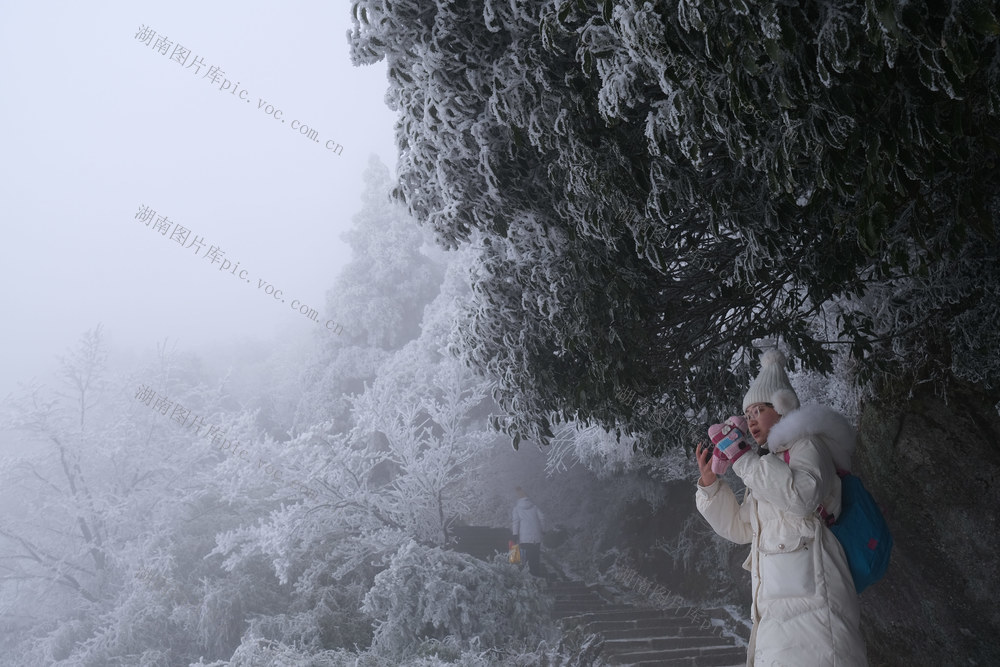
(512, 496, 545, 544)
(696, 351, 867, 666)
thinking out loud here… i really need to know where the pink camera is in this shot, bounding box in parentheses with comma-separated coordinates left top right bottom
(708, 416, 751, 474)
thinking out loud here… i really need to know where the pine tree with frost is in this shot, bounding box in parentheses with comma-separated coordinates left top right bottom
(350, 0, 1000, 449)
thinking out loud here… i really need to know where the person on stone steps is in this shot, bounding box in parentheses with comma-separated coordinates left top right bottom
(512, 486, 545, 576)
(694, 350, 867, 666)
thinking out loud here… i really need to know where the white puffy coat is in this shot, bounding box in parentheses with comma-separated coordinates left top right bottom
(512, 497, 545, 544)
(696, 404, 867, 666)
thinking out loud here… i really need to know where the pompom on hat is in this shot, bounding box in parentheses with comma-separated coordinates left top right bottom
(742, 349, 800, 415)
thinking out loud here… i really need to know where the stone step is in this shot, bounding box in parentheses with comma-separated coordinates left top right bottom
(554, 606, 623, 619)
(554, 600, 606, 609)
(591, 608, 710, 629)
(553, 592, 606, 602)
(552, 592, 609, 601)
(602, 633, 730, 652)
(628, 658, 746, 667)
(554, 607, 617, 618)
(556, 605, 639, 621)
(597, 623, 723, 640)
(578, 614, 717, 631)
(560, 607, 694, 624)
(547, 579, 745, 665)
(605, 644, 748, 665)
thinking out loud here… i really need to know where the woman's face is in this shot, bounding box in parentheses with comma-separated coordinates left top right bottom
(745, 403, 781, 444)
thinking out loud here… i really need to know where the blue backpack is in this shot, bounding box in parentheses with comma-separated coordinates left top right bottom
(784, 452, 892, 593)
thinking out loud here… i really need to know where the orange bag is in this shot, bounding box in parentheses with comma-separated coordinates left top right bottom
(508, 541, 521, 564)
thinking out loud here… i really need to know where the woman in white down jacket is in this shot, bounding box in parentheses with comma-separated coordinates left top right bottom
(694, 350, 867, 666)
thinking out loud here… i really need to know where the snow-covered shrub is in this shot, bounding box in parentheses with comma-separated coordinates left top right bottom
(652, 511, 743, 600)
(362, 540, 555, 659)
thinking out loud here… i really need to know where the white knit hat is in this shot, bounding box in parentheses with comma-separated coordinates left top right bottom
(742, 350, 800, 415)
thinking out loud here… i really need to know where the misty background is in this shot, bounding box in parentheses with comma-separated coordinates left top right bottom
(0, 1, 397, 397)
(0, 5, 627, 665)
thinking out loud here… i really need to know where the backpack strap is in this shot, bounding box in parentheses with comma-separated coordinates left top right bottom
(781, 449, 846, 527)
(818, 503, 836, 527)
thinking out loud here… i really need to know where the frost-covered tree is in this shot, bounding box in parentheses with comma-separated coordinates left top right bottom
(3, 331, 157, 658)
(294, 154, 446, 431)
(211, 337, 496, 566)
(362, 541, 553, 659)
(203, 250, 505, 659)
(349, 0, 1000, 448)
(332, 155, 446, 351)
(0, 328, 300, 665)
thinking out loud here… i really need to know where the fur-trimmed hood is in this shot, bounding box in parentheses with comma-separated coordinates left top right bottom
(766, 403, 857, 471)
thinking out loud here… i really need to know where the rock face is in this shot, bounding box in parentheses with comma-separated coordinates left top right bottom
(856, 380, 1000, 665)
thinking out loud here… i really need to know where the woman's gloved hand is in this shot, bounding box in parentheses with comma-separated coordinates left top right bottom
(710, 444, 735, 474)
(708, 416, 751, 473)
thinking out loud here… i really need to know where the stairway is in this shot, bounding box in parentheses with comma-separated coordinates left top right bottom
(549, 580, 748, 666)
(447, 529, 748, 665)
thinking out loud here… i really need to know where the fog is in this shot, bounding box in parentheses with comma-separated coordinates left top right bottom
(0, 0, 398, 398)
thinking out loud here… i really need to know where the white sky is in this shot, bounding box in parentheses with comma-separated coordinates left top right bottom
(0, 1, 399, 396)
